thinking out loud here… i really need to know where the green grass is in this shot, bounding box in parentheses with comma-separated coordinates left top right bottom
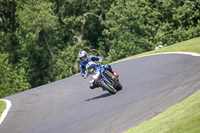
(125, 37, 200, 133)
(114, 37, 200, 63)
(126, 91, 200, 133)
(0, 100, 6, 118)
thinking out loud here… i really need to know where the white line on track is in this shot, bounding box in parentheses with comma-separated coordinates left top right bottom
(111, 52, 200, 65)
(0, 99, 12, 125)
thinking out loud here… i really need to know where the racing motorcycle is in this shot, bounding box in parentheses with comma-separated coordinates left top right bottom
(85, 62, 122, 94)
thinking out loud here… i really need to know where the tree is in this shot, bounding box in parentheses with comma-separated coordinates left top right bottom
(172, 0, 200, 42)
(15, 0, 59, 87)
(104, 0, 155, 61)
(0, 53, 30, 98)
(103, 0, 200, 62)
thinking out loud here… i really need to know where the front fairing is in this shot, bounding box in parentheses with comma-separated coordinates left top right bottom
(89, 66, 101, 79)
(89, 65, 105, 79)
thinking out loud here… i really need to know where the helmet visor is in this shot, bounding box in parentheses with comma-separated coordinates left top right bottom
(80, 56, 86, 61)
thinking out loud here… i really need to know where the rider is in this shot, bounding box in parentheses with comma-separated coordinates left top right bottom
(79, 51, 119, 89)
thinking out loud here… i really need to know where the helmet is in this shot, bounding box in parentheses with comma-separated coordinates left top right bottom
(79, 51, 88, 62)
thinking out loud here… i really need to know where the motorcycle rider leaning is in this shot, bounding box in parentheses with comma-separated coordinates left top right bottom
(79, 51, 119, 89)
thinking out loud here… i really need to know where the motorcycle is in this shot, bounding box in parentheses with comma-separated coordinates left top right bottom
(85, 62, 122, 94)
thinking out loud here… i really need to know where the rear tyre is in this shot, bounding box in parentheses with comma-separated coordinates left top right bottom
(100, 80, 117, 95)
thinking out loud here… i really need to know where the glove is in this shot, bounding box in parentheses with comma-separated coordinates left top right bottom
(98, 59, 103, 64)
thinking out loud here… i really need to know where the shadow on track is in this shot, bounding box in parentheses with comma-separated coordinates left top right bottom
(85, 92, 112, 101)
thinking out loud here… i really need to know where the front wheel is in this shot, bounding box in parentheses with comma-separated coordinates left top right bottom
(115, 80, 122, 91)
(100, 80, 117, 95)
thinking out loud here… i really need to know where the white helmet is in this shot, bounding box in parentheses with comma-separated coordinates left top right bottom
(79, 51, 88, 62)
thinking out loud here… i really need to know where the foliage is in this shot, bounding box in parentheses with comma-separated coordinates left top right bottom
(0, 53, 30, 98)
(103, 0, 200, 62)
(15, 0, 59, 87)
(0, 0, 200, 97)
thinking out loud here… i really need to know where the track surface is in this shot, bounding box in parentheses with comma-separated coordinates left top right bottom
(1, 53, 200, 133)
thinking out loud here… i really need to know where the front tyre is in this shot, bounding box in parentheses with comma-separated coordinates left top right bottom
(100, 80, 117, 95)
(115, 80, 122, 91)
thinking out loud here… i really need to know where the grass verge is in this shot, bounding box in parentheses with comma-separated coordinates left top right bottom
(115, 37, 200, 63)
(0, 100, 6, 118)
(126, 91, 200, 133)
(125, 37, 200, 133)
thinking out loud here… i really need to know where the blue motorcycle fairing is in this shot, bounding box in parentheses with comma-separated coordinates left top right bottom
(89, 64, 112, 85)
(89, 66, 102, 79)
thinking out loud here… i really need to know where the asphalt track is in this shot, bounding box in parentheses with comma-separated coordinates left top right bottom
(1, 53, 200, 133)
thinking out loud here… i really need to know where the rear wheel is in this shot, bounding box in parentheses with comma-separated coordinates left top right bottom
(100, 80, 117, 95)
